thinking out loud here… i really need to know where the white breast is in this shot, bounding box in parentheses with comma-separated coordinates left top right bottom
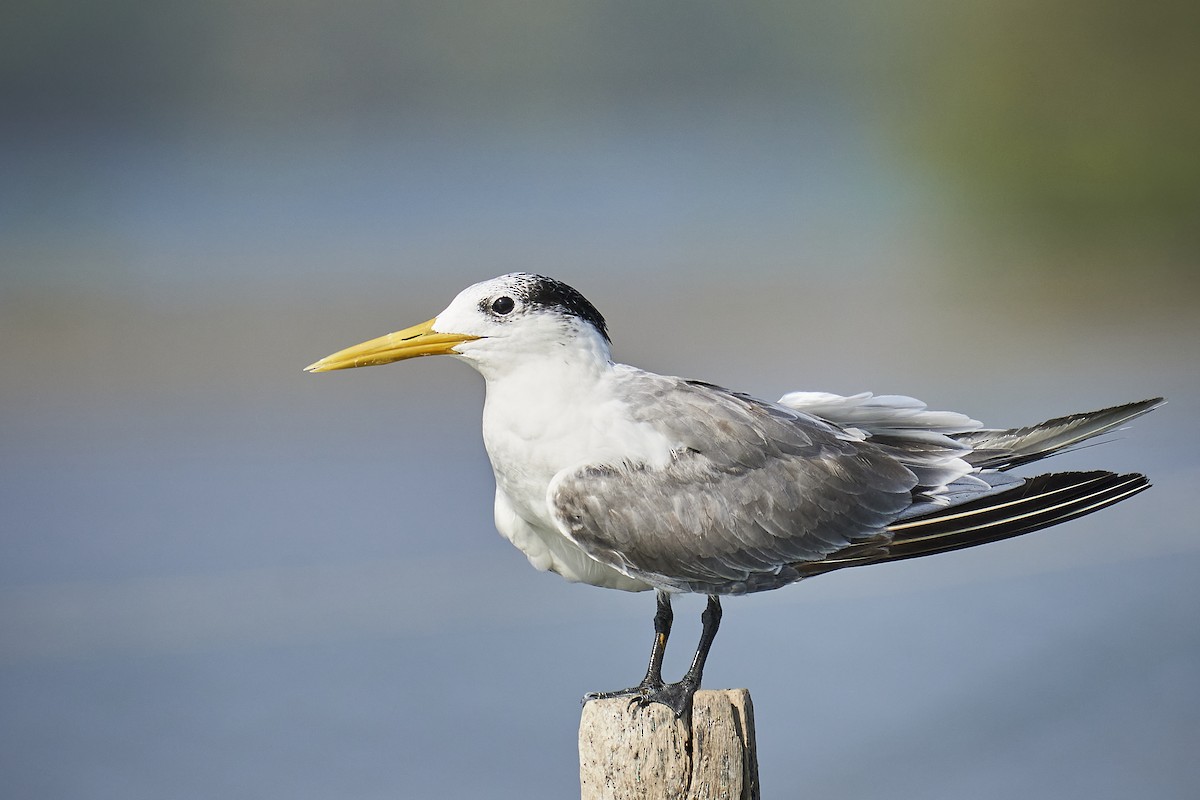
(480, 361, 668, 591)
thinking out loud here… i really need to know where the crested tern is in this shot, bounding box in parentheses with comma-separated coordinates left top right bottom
(306, 272, 1161, 716)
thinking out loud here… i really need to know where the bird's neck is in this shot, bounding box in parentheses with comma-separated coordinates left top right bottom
(480, 347, 614, 429)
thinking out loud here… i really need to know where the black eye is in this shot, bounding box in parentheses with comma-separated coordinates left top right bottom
(491, 296, 515, 315)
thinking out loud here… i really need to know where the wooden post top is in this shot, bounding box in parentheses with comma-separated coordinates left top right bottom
(579, 689, 759, 800)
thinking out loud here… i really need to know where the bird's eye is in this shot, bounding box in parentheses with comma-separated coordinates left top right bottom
(491, 296, 516, 315)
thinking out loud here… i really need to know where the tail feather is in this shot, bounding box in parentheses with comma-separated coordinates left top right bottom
(955, 398, 1163, 471)
(795, 471, 1150, 578)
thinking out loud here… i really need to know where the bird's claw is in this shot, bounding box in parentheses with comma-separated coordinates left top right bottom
(583, 678, 697, 719)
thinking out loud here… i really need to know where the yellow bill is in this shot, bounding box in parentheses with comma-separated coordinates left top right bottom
(304, 318, 480, 373)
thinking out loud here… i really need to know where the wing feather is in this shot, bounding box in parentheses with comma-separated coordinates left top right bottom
(546, 378, 1157, 594)
(548, 377, 916, 594)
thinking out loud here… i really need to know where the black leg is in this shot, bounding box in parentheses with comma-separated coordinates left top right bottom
(584, 593, 724, 720)
(584, 590, 673, 702)
(642, 589, 674, 688)
(682, 595, 722, 688)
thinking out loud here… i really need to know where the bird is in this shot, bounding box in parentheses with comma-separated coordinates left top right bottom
(305, 272, 1161, 717)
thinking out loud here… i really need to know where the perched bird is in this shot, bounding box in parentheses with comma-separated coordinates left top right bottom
(306, 273, 1160, 716)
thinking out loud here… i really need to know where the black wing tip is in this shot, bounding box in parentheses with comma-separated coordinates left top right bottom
(890, 468, 1153, 541)
(796, 469, 1154, 579)
(951, 469, 1152, 513)
(1035, 468, 1148, 485)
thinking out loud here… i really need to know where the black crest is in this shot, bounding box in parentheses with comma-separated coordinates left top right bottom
(514, 274, 610, 343)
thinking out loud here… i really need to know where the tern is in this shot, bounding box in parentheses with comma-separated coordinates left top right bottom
(306, 272, 1160, 716)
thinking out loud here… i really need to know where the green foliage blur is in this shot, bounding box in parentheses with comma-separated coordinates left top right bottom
(873, 0, 1199, 273)
(3, 0, 1195, 284)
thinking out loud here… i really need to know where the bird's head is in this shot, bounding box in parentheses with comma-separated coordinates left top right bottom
(304, 273, 612, 378)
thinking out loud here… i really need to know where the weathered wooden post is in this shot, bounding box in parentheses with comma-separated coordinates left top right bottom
(579, 689, 760, 800)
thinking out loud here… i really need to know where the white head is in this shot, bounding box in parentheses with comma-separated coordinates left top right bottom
(304, 273, 613, 380)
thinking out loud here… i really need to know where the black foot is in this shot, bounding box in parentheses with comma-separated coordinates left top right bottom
(582, 679, 656, 705)
(583, 678, 697, 719)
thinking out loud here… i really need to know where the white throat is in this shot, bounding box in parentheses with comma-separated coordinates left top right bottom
(469, 339, 672, 531)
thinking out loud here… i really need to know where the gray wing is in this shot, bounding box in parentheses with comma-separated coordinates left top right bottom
(548, 376, 917, 595)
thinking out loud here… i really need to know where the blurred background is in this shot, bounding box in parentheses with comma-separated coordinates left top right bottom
(2, 1, 1197, 798)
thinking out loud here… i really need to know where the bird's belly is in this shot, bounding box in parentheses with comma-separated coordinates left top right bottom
(493, 487, 651, 592)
